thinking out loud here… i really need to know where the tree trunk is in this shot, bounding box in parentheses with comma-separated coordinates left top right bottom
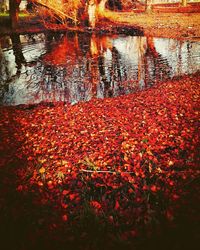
(87, 0, 108, 28)
(88, 0, 97, 28)
(145, 0, 152, 12)
(98, 0, 107, 13)
(9, 0, 21, 29)
(181, 0, 187, 7)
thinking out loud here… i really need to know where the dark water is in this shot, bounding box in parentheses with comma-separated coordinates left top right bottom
(0, 31, 200, 106)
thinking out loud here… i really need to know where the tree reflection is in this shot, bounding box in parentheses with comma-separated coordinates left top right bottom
(33, 32, 92, 103)
(0, 45, 10, 103)
(89, 34, 129, 98)
(0, 37, 11, 83)
(0, 33, 181, 104)
(145, 36, 172, 85)
(10, 34, 26, 74)
(0, 31, 199, 106)
(0, 34, 26, 103)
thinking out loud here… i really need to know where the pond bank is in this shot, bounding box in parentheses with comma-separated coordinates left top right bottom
(1, 9, 200, 41)
(99, 10, 200, 40)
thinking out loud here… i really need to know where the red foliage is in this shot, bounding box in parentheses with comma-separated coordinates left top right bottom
(0, 73, 199, 248)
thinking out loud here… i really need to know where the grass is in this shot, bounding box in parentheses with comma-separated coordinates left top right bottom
(0, 12, 30, 17)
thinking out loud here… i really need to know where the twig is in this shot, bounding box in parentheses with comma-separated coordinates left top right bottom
(35, 0, 78, 22)
(80, 169, 135, 174)
(80, 169, 200, 175)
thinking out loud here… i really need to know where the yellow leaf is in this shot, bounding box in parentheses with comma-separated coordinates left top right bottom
(124, 155, 129, 162)
(39, 167, 45, 174)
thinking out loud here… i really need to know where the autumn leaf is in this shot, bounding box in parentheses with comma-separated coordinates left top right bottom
(114, 200, 120, 210)
(90, 201, 102, 210)
(62, 214, 68, 222)
(39, 167, 46, 174)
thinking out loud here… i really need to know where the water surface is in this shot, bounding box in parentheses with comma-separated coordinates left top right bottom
(0, 32, 200, 105)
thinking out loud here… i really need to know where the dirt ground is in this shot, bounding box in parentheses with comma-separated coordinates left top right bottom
(100, 10, 200, 40)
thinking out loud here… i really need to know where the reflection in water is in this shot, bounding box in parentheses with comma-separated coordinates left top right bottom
(0, 32, 200, 105)
(10, 34, 26, 74)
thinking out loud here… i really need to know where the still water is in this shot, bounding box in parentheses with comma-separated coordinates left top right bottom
(0, 31, 200, 106)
